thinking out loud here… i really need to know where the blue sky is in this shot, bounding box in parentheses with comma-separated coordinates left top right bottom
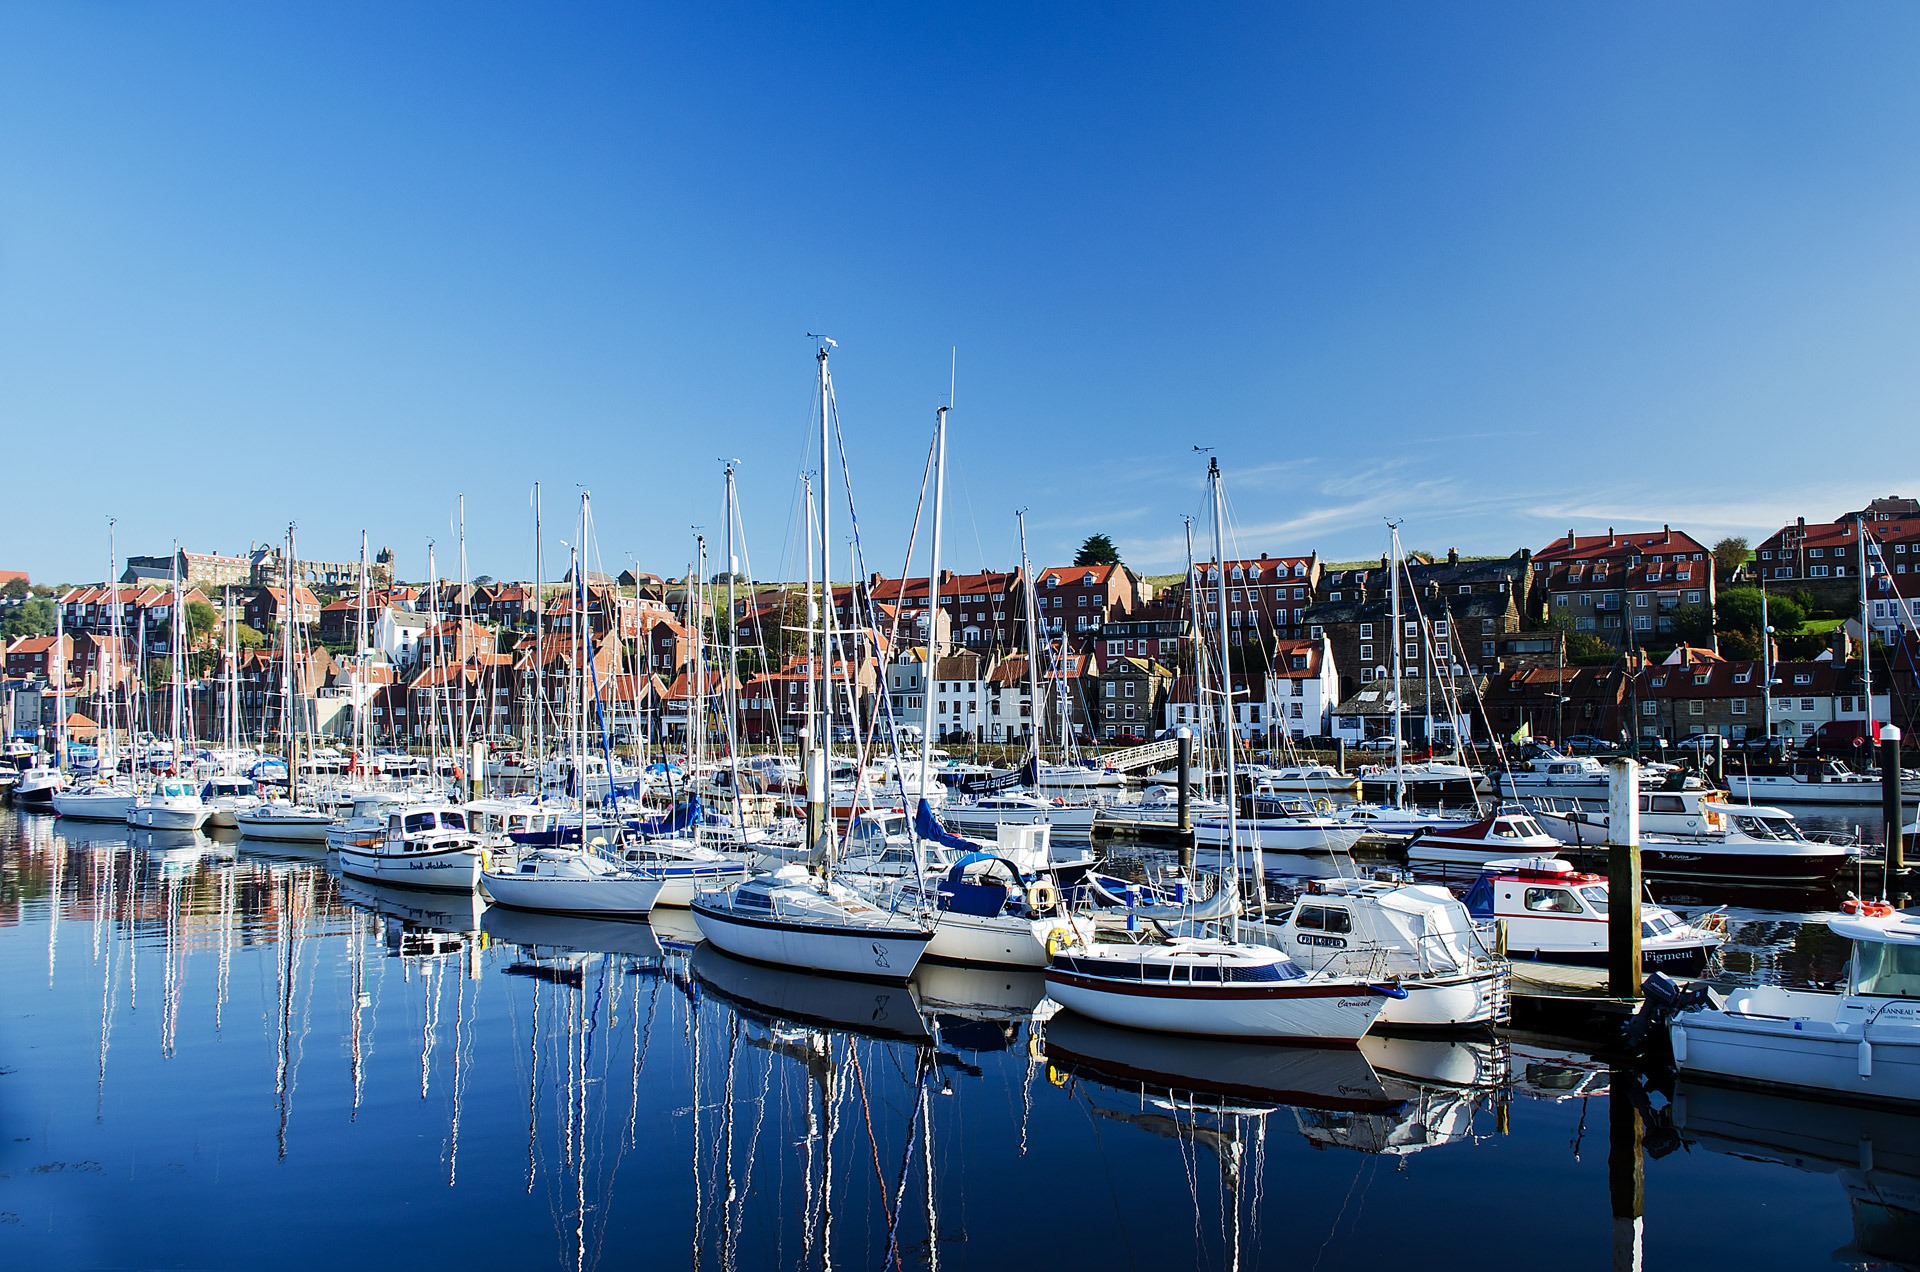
(5, 3, 1919, 586)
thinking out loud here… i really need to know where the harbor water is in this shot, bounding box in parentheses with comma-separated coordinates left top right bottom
(2, 809, 1915, 1270)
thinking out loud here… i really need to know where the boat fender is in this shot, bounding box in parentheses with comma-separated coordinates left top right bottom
(1670, 1024, 1687, 1064)
(1368, 982, 1410, 999)
(1051, 797, 1065, 807)
(1860, 1039, 1874, 1078)
(1044, 925, 1073, 958)
(1028, 881, 1061, 913)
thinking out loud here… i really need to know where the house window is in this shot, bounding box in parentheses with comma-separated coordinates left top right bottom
(1636, 594, 1649, 608)
(1309, 625, 1323, 640)
(1689, 701, 1704, 716)
(1360, 667, 1374, 683)
(1794, 672, 1811, 685)
(1642, 701, 1657, 716)
(1634, 616, 1651, 631)
(1329, 591, 1342, 602)
(1732, 699, 1747, 715)
(1360, 644, 1374, 661)
(1801, 698, 1815, 712)
(1435, 621, 1449, 638)
(1359, 623, 1373, 639)
(1404, 622, 1417, 638)
(1404, 643, 1419, 661)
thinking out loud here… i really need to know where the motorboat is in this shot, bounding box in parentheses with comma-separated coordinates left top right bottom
(12, 763, 65, 808)
(127, 778, 212, 831)
(1247, 764, 1361, 798)
(50, 778, 138, 822)
(1328, 802, 1483, 840)
(1044, 935, 1402, 1041)
(325, 789, 431, 852)
(1244, 874, 1510, 1029)
(337, 803, 485, 891)
(1035, 761, 1125, 792)
(615, 836, 750, 908)
(690, 863, 936, 982)
(1193, 802, 1368, 855)
(234, 800, 333, 844)
(1490, 752, 1617, 801)
(1095, 783, 1229, 828)
(1670, 900, 1920, 1105)
(1407, 808, 1564, 868)
(1531, 789, 1859, 884)
(199, 774, 263, 829)
(1725, 757, 1920, 807)
(480, 845, 665, 917)
(1356, 760, 1479, 803)
(940, 792, 1102, 839)
(1461, 856, 1725, 990)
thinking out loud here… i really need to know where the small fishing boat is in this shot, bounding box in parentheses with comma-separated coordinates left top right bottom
(1671, 900, 1920, 1105)
(1461, 856, 1725, 989)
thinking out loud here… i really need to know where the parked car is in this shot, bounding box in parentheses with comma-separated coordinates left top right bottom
(1356, 737, 1402, 752)
(1562, 734, 1619, 755)
(1674, 735, 1724, 752)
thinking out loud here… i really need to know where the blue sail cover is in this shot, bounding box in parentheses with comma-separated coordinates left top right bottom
(630, 796, 704, 837)
(914, 799, 977, 854)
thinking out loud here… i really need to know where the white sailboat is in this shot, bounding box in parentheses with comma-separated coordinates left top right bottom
(235, 526, 331, 844)
(691, 338, 935, 981)
(128, 544, 210, 830)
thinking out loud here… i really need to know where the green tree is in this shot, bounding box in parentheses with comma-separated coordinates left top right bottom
(1074, 534, 1122, 567)
(186, 599, 219, 650)
(1715, 587, 1804, 638)
(1711, 536, 1750, 582)
(1717, 629, 1760, 661)
(1, 577, 27, 600)
(1668, 604, 1716, 646)
(2, 597, 55, 640)
(234, 622, 267, 650)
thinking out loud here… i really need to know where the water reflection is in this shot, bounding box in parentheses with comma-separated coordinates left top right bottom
(1, 808, 1914, 1270)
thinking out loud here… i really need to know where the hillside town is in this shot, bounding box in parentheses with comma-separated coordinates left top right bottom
(7, 494, 1919, 761)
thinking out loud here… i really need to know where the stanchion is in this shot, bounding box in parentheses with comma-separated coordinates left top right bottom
(1606, 757, 1643, 1001)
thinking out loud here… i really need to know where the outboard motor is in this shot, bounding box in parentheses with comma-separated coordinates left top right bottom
(1618, 972, 1714, 1056)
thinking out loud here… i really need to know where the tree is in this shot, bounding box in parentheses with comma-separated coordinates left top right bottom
(2, 597, 54, 640)
(1564, 629, 1617, 665)
(473, 574, 495, 588)
(0, 577, 27, 600)
(234, 623, 267, 650)
(1668, 604, 1716, 647)
(1074, 534, 1121, 567)
(186, 600, 219, 650)
(1711, 536, 1750, 582)
(1715, 587, 1804, 638)
(1717, 630, 1760, 661)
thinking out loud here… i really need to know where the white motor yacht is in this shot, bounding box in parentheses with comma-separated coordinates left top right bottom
(127, 778, 211, 831)
(337, 803, 485, 891)
(1672, 900, 1920, 1105)
(941, 792, 1102, 839)
(1407, 808, 1564, 868)
(200, 774, 263, 829)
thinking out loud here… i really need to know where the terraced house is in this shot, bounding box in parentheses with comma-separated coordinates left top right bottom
(1533, 526, 1715, 652)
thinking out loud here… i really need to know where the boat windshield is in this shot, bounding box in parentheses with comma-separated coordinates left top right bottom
(1853, 940, 1920, 998)
(1579, 885, 1609, 915)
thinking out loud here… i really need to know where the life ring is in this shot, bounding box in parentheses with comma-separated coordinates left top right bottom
(1052, 796, 1065, 807)
(1044, 925, 1073, 957)
(1029, 881, 1061, 912)
(1312, 797, 1332, 814)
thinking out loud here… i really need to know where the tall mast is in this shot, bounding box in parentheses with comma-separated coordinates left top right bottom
(458, 495, 470, 756)
(806, 341, 834, 854)
(1860, 514, 1875, 732)
(53, 586, 65, 767)
(427, 542, 443, 780)
(1207, 458, 1255, 923)
(691, 535, 707, 777)
(104, 519, 118, 773)
(357, 531, 369, 765)
(1389, 522, 1405, 810)
(285, 524, 299, 797)
(919, 407, 948, 797)
(1017, 511, 1044, 765)
(169, 540, 184, 754)
(1183, 517, 1207, 782)
(723, 461, 745, 839)
(533, 482, 546, 800)
(1761, 582, 1773, 747)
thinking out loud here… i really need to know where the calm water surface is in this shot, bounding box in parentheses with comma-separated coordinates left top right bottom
(1, 810, 1914, 1270)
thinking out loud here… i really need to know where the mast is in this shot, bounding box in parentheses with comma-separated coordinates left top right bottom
(691, 535, 707, 778)
(722, 461, 746, 840)
(806, 340, 834, 854)
(532, 483, 546, 799)
(1860, 514, 1875, 733)
(284, 524, 299, 798)
(169, 540, 184, 757)
(104, 519, 118, 775)
(1017, 511, 1045, 766)
(458, 495, 469, 757)
(1183, 517, 1208, 784)
(1207, 458, 1255, 922)
(1761, 582, 1774, 748)
(919, 407, 948, 797)
(356, 532, 369, 766)
(427, 542, 443, 782)
(1389, 522, 1406, 810)
(54, 588, 66, 768)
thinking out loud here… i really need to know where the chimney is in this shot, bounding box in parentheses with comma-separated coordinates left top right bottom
(1663, 524, 1671, 539)
(1447, 547, 1459, 567)
(939, 569, 954, 585)
(1607, 527, 1616, 547)
(1380, 555, 1389, 571)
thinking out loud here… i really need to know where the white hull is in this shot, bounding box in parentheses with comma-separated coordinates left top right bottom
(649, 863, 750, 909)
(236, 811, 333, 843)
(942, 802, 1101, 836)
(481, 870, 663, 917)
(127, 804, 210, 831)
(1724, 775, 1920, 806)
(1193, 820, 1367, 854)
(924, 911, 1094, 969)
(52, 793, 138, 821)
(1675, 997, 1920, 1105)
(1377, 969, 1507, 1029)
(339, 844, 482, 891)
(690, 900, 933, 981)
(1044, 975, 1388, 1041)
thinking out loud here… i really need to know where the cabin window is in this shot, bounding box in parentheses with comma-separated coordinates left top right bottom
(1295, 904, 1352, 934)
(1579, 886, 1609, 914)
(1853, 940, 1920, 998)
(1523, 887, 1583, 915)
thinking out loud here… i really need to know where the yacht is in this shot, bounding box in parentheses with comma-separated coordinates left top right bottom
(1192, 803, 1367, 855)
(1671, 900, 1920, 1104)
(337, 803, 485, 891)
(480, 845, 665, 917)
(940, 792, 1102, 839)
(1356, 760, 1479, 804)
(234, 800, 333, 844)
(1461, 856, 1725, 989)
(1725, 757, 1920, 806)
(12, 762, 66, 808)
(50, 779, 138, 822)
(691, 863, 936, 981)
(199, 774, 263, 829)
(1535, 790, 1859, 884)
(1407, 808, 1563, 868)
(1490, 752, 1617, 801)
(127, 778, 212, 831)
(1247, 763, 1361, 797)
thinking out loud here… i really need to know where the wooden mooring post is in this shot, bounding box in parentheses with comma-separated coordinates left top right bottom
(1606, 757, 1643, 1001)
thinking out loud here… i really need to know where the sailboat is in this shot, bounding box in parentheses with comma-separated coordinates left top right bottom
(1043, 459, 1401, 1042)
(235, 527, 332, 844)
(691, 339, 936, 982)
(55, 524, 139, 822)
(129, 544, 211, 830)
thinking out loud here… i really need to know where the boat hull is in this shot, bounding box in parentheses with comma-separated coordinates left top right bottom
(1044, 966, 1388, 1041)
(689, 897, 933, 981)
(924, 910, 1093, 969)
(1193, 821, 1367, 855)
(338, 843, 482, 891)
(235, 814, 332, 843)
(1674, 1000, 1920, 1106)
(127, 804, 209, 831)
(1725, 776, 1920, 807)
(480, 870, 663, 917)
(1377, 968, 1508, 1030)
(1505, 940, 1717, 990)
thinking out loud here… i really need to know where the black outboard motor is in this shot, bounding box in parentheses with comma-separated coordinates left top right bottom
(1618, 972, 1714, 1056)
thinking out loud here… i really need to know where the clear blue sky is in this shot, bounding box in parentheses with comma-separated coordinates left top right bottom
(5, 3, 1919, 586)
